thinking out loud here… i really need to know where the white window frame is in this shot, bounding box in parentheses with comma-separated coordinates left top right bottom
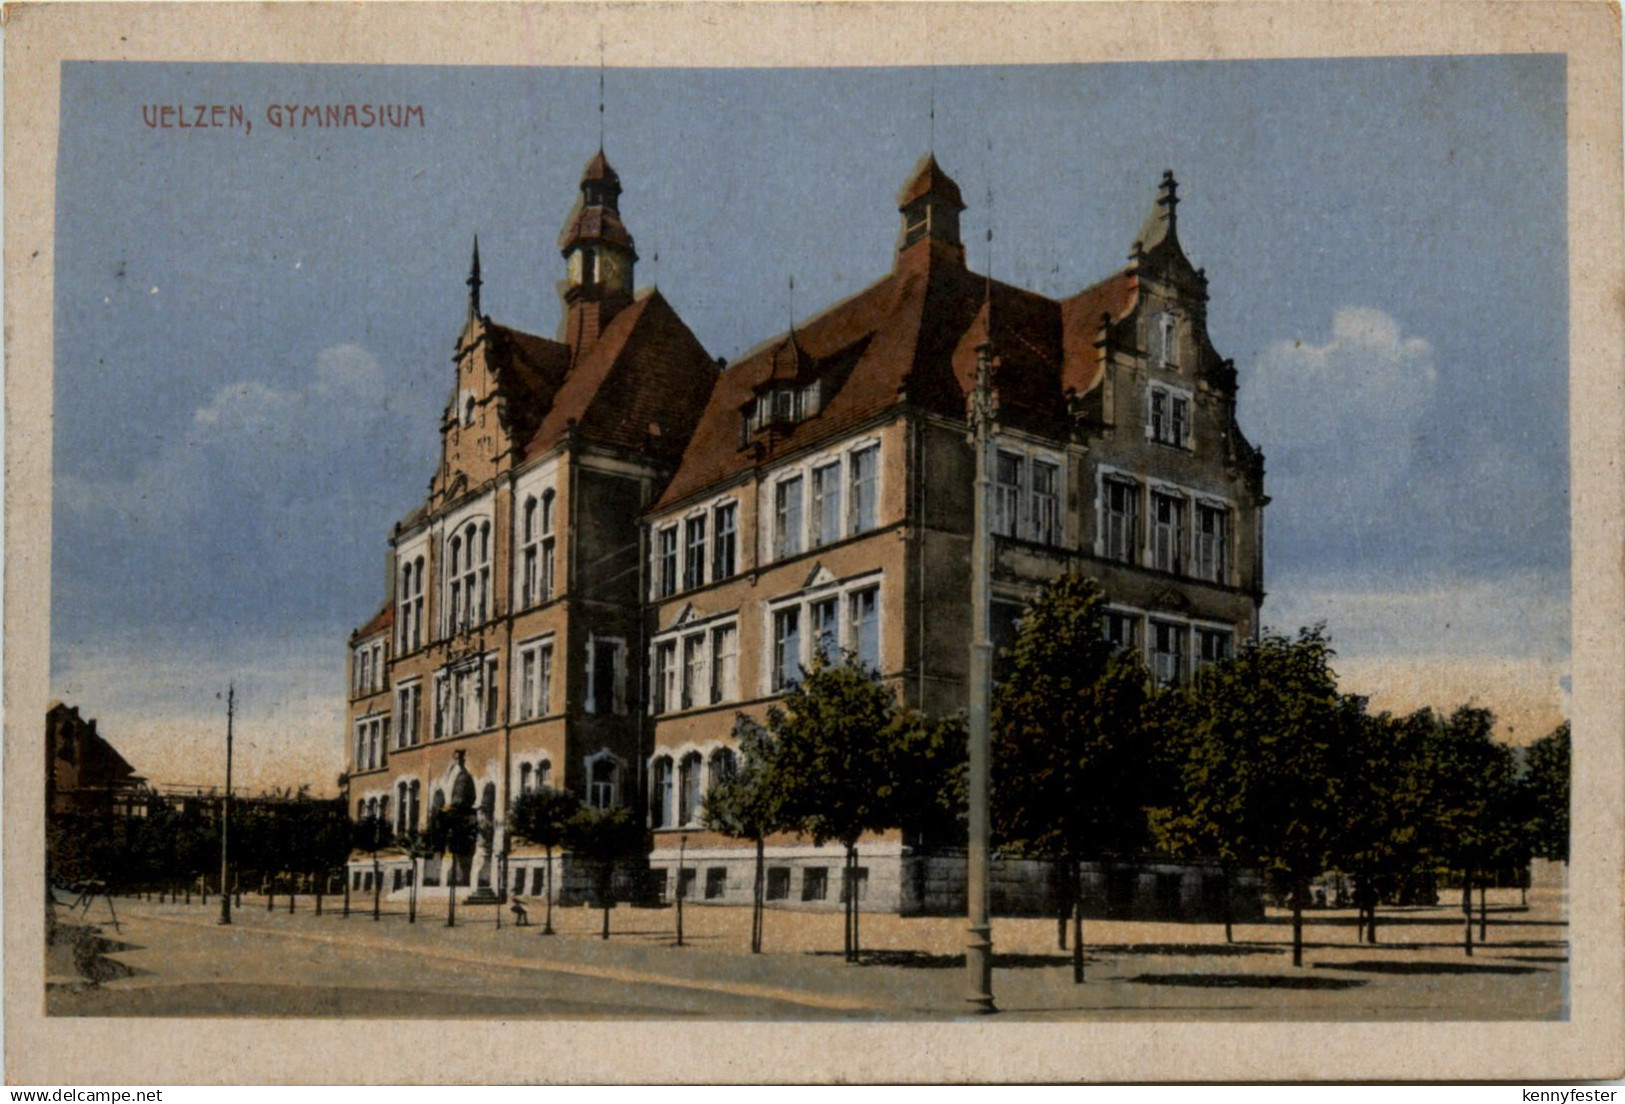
(1150, 487, 1187, 575)
(1193, 499, 1230, 585)
(761, 571, 884, 695)
(712, 499, 739, 580)
(1146, 382, 1195, 449)
(810, 461, 842, 549)
(513, 635, 555, 722)
(710, 622, 739, 705)
(395, 679, 422, 749)
(654, 524, 679, 599)
(774, 474, 805, 560)
(848, 441, 880, 535)
(584, 749, 622, 810)
(683, 512, 708, 591)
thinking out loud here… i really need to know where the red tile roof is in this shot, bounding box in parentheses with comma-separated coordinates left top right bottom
(522, 288, 718, 465)
(581, 149, 620, 187)
(653, 246, 1141, 512)
(559, 206, 637, 255)
(353, 602, 394, 641)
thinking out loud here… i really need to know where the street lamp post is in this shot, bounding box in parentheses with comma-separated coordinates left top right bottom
(218, 685, 235, 926)
(964, 334, 997, 1014)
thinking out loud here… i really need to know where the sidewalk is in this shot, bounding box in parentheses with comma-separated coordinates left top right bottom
(51, 886, 1567, 1020)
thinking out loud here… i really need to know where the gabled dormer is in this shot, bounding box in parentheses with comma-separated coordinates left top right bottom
(739, 330, 821, 443)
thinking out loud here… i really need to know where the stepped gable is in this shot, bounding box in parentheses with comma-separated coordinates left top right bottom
(523, 287, 717, 466)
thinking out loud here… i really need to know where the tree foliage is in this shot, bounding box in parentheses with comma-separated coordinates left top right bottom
(1522, 721, 1571, 863)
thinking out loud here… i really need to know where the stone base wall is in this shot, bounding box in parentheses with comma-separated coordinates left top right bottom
(646, 842, 907, 913)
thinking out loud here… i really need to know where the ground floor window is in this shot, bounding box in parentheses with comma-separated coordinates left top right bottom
(802, 867, 829, 901)
(705, 867, 727, 900)
(766, 867, 791, 900)
(840, 866, 869, 902)
(531, 867, 547, 896)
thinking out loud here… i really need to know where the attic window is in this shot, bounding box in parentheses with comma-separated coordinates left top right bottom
(903, 208, 929, 248)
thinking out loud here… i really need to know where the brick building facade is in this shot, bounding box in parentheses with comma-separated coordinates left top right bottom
(343, 150, 1266, 916)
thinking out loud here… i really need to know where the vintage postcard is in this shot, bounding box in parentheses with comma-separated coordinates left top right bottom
(6, 1, 1623, 1085)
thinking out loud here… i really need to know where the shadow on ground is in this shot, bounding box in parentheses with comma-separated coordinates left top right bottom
(807, 949, 1093, 970)
(1314, 960, 1543, 976)
(1129, 973, 1366, 991)
(49, 923, 145, 987)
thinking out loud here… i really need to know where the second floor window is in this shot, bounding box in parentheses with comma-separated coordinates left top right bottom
(1030, 460, 1060, 545)
(1194, 503, 1229, 584)
(682, 634, 705, 709)
(516, 640, 553, 721)
(655, 526, 678, 599)
(684, 515, 707, 590)
(850, 586, 880, 670)
(994, 452, 1023, 538)
(811, 463, 842, 548)
(1152, 492, 1185, 574)
(395, 683, 421, 749)
(1104, 479, 1139, 563)
(775, 476, 804, 559)
(713, 503, 738, 580)
(811, 596, 839, 663)
(849, 444, 879, 534)
(654, 641, 678, 714)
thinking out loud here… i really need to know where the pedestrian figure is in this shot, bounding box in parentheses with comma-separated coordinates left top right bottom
(510, 900, 530, 927)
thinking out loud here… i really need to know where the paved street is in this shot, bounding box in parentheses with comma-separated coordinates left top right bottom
(47, 886, 1566, 1020)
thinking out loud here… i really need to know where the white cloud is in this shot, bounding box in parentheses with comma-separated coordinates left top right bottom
(1240, 306, 1436, 521)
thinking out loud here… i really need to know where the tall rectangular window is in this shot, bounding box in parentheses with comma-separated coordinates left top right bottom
(1030, 460, 1060, 545)
(811, 597, 839, 663)
(484, 656, 499, 729)
(775, 477, 804, 559)
(590, 639, 624, 715)
(1152, 492, 1185, 574)
(655, 526, 678, 598)
(772, 607, 801, 691)
(654, 641, 677, 714)
(1104, 479, 1139, 563)
(710, 624, 738, 704)
(540, 536, 555, 602)
(684, 515, 707, 590)
(851, 586, 880, 671)
(1150, 388, 1168, 443)
(811, 463, 842, 547)
(515, 643, 550, 721)
(1195, 503, 1229, 583)
(682, 634, 705, 709)
(537, 644, 553, 717)
(1152, 621, 1185, 687)
(1104, 611, 1139, 654)
(1198, 628, 1232, 667)
(1172, 395, 1190, 448)
(994, 452, 1023, 538)
(519, 648, 537, 720)
(849, 444, 879, 534)
(712, 503, 737, 580)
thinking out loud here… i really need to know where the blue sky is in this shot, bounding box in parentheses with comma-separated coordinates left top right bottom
(49, 57, 1569, 790)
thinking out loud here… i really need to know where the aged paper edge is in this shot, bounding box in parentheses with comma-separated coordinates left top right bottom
(5, 0, 1621, 1085)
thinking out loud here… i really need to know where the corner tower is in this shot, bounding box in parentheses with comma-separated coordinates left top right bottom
(558, 149, 638, 354)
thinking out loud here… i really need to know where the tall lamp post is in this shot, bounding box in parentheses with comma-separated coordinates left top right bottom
(964, 331, 997, 1013)
(218, 685, 235, 926)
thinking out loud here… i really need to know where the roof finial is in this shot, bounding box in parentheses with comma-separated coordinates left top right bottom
(929, 67, 937, 155)
(1158, 168, 1179, 231)
(597, 30, 606, 152)
(983, 134, 995, 319)
(652, 241, 660, 291)
(466, 234, 482, 320)
(788, 273, 797, 336)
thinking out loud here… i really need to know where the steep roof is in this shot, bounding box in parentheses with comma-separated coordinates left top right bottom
(522, 288, 718, 465)
(653, 249, 1141, 512)
(352, 602, 394, 642)
(898, 153, 967, 211)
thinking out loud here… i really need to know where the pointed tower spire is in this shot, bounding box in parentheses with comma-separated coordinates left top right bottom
(896, 153, 967, 268)
(466, 234, 483, 321)
(558, 150, 637, 352)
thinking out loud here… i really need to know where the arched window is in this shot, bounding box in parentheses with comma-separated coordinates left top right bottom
(399, 561, 414, 653)
(463, 395, 477, 426)
(588, 755, 618, 810)
(448, 535, 463, 631)
(519, 763, 533, 795)
(537, 759, 552, 790)
(708, 747, 738, 791)
(678, 752, 704, 826)
(650, 757, 674, 829)
(410, 556, 424, 649)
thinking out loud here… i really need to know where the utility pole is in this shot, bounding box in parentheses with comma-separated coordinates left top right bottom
(964, 332, 997, 1014)
(218, 685, 235, 926)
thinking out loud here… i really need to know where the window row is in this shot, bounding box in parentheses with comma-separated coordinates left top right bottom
(654, 501, 737, 599)
(648, 747, 738, 829)
(353, 639, 387, 697)
(354, 715, 389, 771)
(770, 582, 880, 692)
(652, 623, 739, 714)
(993, 449, 1063, 545)
(1100, 477, 1231, 583)
(357, 794, 390, 823)
(1102, 609, 1233, 687)
(770, 442, 880, 563)
(516, 758, 553, 795)
(659, 864, 866, 903)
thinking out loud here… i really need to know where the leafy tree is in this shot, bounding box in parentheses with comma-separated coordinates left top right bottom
(352, 814, 394, 921)
(564, 804, 641, 940)
(765, 655, 954, 962)
(1424, 706, 1519, 955)
(704, 716, 788, 953)
(1331, 707, 1435, 943)
(508, 786, 581, 935)
(1523, 721, 1571, 864)
(992, 574, 1152, 982)
(1153, 626, 1348, 966)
